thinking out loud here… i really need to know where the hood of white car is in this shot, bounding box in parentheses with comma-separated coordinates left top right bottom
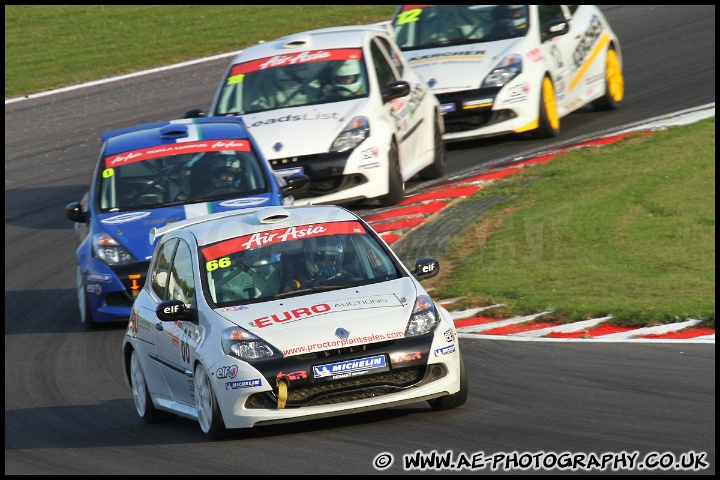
(219, 278, 421, 352)
(241, 98, 366, 159)
(402, 38, 523, 94)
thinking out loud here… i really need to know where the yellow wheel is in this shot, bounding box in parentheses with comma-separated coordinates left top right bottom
(534, 75, 560, 138)
(593, 46, 624, 110)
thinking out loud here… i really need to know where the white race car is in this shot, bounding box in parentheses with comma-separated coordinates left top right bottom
(121, 204, 467, 439)
(186, 24, 446, 207)
(389, 5, 624, 143)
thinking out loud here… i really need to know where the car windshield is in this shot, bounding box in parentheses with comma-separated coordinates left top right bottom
(214, 48, 369, 115)
(201, 220, 401, 306)
(392, 5, 530, 50)
(98, 141, 269, 212)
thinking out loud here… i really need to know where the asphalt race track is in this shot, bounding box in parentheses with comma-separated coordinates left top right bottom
(5, 5, 715, 475)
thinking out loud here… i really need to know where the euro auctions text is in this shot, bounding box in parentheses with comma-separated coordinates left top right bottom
(372, 450, 709, 472)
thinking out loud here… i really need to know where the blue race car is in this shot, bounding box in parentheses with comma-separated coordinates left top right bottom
(65, 116, 309, 329)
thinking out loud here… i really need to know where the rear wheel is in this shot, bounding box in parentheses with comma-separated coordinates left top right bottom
(592, 46, 624, 111)
(378, 140, 404, 207)
(77, 267, 99, 330)
(428, 352, 468, 411)
(130, 350, 175, 423)
(533, 75, 560, 139)
(195, 363, 227, 440)
(419, 115, 446, 180)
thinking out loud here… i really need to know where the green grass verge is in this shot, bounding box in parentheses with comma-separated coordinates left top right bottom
(427, 119, 715, 328)
(5, 5, 396, 98)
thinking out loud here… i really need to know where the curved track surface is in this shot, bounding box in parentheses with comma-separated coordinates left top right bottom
(5, 5, 715, 474)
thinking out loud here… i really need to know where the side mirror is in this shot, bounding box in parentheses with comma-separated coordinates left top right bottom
(413, 257, 439, 281)
(65, 201, 87, 223)
(541, 19, 569, 42)
(184, 108, 206, 119)
(156, 299, 197, 323)
(281, 174, 311, 197)
(382, 80, 411, 103)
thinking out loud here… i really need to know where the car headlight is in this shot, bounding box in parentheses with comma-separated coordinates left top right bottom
(92, 233, 136, 265)
(330, 116, 369, 152)
(481, 54, 522, 88)
(404, 294, 439, 337)
(221, 327, 283, 362)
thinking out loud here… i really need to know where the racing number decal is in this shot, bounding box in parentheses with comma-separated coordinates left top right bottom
(180, 328, 192, 364)
(395, 8, 422, 25)
(206, 257, 232, 272)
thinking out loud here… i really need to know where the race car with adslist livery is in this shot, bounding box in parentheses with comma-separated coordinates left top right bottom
(389, 5, 624, 143)
(186, 24, 446, 207)
(65, 116, 308, 329)
(121, 204, 467, 439)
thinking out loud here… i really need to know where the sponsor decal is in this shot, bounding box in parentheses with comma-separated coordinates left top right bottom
(277, 370, 308, 381)
(407, 50, 486, 64)
(444, 328, 454, 343)
(313, 354, 388, 379)
(391, 351, 422, 363)
(251, 303, 332, 328)
(219, 197, 269, 208)
(202, 221, 366, 260)
(526, 48, 543, 63)
(216, 365, 238, 379)
(506, 82, 530, 98)
(434, 344, 456, 356)
(86, 284, 102, 295)
(88, 273, 112, 283)
(229, 48, 362, 77)
(440, 103, 456, 113)
(360, 147, 379, 159)
(225, 378, 262, 390)
(101, 211, 152, 224)
(275, 166, 304, 177)
(358, 161, 380, 169)
(222, 305, 249, 312)
(248, 111, 340, 128)
(335, 327, 350, 340)
(572, 15, 604, 71)
(105, 140, 251, 168)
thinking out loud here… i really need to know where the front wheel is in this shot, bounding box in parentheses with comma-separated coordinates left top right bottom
(77, 267, 99, 330)
(378, 140, 404, 207)
(592, 46, 624, 111)
(533, 75, 560, 139)
(194, 363, 227, 440)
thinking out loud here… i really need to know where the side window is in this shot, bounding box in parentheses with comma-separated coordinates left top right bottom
(375, 36, 404, 77)
(150, 238, 178, 300)
(370, 40, 398, 89)
(538, 5, 567, 29)
(167, 240, 195, 307)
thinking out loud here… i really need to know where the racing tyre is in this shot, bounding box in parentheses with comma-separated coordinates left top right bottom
(378, 140, 404, 207)
(592, 46, 624, 111)
(130, 350, 175, 423)
(428, 352, 468, 411)
(533, 75, 560, 139)
(195, 363, 227, 440)
(77, 267, 100, 330)
(419, 115, 446, 180)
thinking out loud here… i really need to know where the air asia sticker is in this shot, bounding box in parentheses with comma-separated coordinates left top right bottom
(313, 354, 388, 379)
(104, 139, 251, 169)
(225, 378, 262, 390)
(227, 48, 362, 80)
(202, 221, 366, 260)
(101, 211, 152, 224)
